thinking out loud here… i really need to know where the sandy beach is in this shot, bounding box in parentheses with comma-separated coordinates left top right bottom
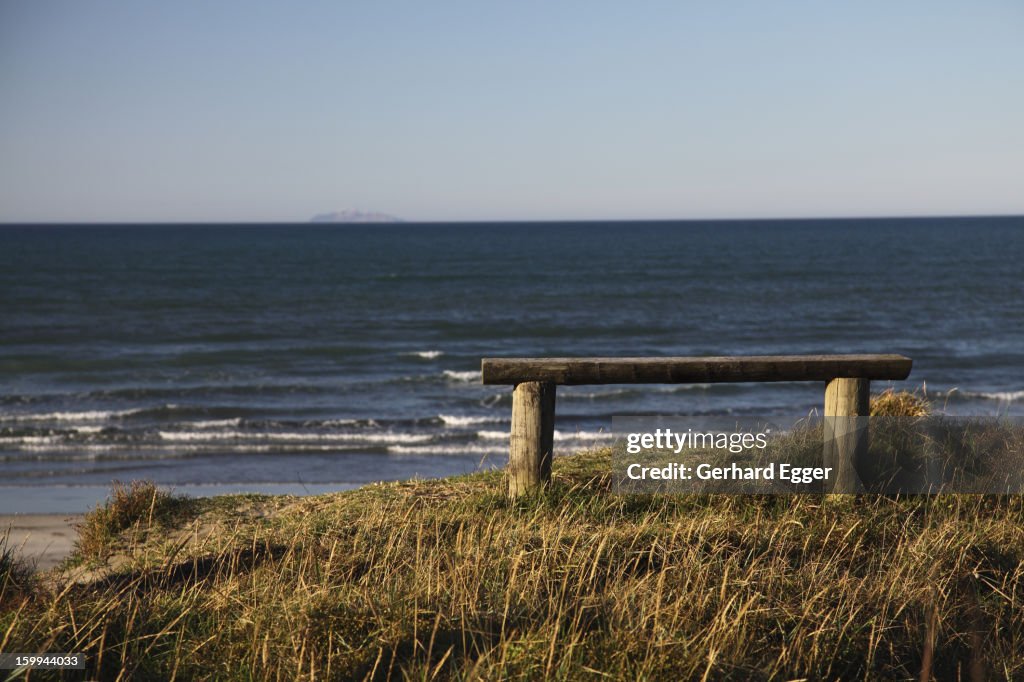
(1, 514, 81, 572)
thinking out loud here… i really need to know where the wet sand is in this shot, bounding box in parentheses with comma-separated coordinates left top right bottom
(1, 514, 82, 571)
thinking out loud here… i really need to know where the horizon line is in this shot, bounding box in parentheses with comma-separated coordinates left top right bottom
(2, 212, 1023, 227)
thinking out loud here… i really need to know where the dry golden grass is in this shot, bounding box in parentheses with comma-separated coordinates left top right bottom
(2, 442, 1022, 680)
(0, 531, 37, 612)
(73, 480, 196, 562)
(871, 388, 932, 417)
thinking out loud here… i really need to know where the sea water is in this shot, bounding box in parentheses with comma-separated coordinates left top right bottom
(1, 218, 1021, 511)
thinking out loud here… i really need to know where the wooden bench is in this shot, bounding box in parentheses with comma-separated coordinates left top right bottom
(481, 355, 913, 497)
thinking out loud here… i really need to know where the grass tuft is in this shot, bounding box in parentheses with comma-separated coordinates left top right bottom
(0, 530, 37, 610)
(74, 480, 193, 561)
(870, 388, 931, 417)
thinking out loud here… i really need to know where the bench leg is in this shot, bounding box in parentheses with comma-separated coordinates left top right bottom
(509, 381, 556, 498)
(823, 377, 870, 494)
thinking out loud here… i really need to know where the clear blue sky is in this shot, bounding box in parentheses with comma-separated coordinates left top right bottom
(1, 1, 1022, 222)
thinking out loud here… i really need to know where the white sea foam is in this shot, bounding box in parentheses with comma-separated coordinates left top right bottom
(439, 414, 503, 427)
(74, 426, 104, 434)
(443, 370, 481, 382)
(404, 350, 444, 359)
(190, 418, 243, 429)
(0, 435, 61, 445)
(158, 431, 239, 442)
(1, 443, 368, 456)
(0, 408, 142, 423)
(560, 389, 634, 400)
(388, 444, 502, 455)
(479, 394, 507, 408)
(553, 430, 617, 441)
(478, 429, 614, 441)
(561, 384, 713, 400)
(157, 431, 433, 444)
(962, 390, 1024, 402)
(3, 443, 117, 453)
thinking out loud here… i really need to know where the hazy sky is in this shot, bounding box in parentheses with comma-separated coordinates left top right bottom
(1, 1, 1022, 222)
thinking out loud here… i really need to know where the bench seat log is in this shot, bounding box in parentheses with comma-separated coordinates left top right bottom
(483, 355, 912, 385)
(482, 355, 912, 498)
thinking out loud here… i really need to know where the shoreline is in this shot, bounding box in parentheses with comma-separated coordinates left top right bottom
(1, 513, 82, 572)
(0, 482, 364, 516)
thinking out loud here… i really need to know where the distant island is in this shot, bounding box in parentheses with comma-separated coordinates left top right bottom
(310, 210, 403, 223)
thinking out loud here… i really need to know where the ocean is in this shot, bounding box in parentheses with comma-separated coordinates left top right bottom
(1, 217, 1021, 512)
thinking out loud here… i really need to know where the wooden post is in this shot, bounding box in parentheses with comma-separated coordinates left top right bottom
(823, 377, 870, 494)
(508, 381, 556, 498)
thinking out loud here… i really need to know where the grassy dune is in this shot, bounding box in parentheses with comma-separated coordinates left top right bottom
(2, 397, 1023, 680)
